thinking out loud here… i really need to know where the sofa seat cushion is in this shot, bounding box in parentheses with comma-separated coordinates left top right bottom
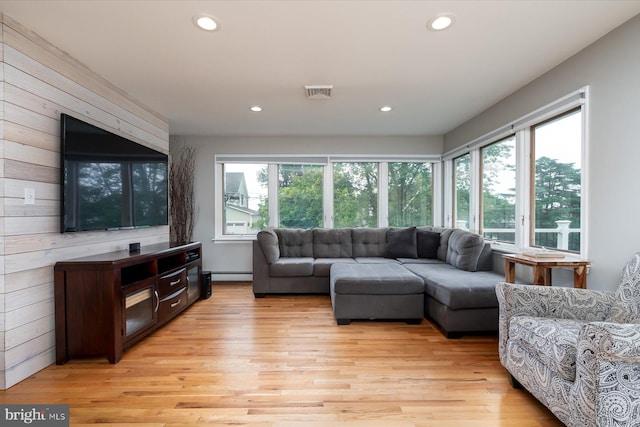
(331, 263, 424, 295)
(397, 258, 443, 265)
(355, 257, 399, 264)
(313, 258, 357, 277)
(403, 263, 501, 310)
(269, 257, 314, 277)
(509, 315, 582, 382)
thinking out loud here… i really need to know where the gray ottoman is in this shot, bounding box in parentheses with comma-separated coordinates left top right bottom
(330, 263, 425, 325)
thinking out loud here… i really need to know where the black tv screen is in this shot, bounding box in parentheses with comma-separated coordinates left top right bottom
(60, 114, 168, 232)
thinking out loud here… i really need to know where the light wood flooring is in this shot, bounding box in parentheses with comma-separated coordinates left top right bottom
(0, 283, 563, 426)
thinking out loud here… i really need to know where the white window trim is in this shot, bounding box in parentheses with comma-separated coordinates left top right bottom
(443, 87, 588, 161)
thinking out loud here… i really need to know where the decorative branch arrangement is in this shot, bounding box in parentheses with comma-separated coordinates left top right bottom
(169, 146, 197, 244)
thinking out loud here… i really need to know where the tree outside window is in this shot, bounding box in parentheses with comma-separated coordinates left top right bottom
(481, 137, 516, 243)
(333, 162, 378, 228)
(454, 154, 471, 229)
(278, 164, 323, 228)
(532, 109, 582, 252)
(388, 162, 432, 227)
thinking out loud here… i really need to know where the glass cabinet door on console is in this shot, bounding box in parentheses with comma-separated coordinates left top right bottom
(187, 262, 201, 304)
(123, 278, 157, 340)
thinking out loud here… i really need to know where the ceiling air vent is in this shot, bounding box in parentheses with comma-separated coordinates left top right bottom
(304, 85, 333, 99)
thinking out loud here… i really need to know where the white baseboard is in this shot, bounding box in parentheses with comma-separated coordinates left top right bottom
(212, 272, 253, 282)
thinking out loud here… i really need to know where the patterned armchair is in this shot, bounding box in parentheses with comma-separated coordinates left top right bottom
(496, 252, 640, 427)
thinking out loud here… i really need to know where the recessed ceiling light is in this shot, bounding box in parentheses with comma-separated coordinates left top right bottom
(250, 106, 263, 112)
(428, 14, 454, 31)
(193, 15, 219, 31)
(380, 106, 392, 112)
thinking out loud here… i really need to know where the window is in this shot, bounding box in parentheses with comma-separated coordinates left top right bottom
(454, 154, 471, 229)
(388, 162, 433, 227)
(222, 163, 267, 235)
(216, 155, 438, 238)
(442, 88, 587, 254)
(333, 162, 378, 228)
(278, 164, 324, 228)
(531, 109, 582, 252)
(481, 136, 516, 243)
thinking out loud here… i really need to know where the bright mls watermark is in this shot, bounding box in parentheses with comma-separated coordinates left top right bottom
(1, 405, 69, 426)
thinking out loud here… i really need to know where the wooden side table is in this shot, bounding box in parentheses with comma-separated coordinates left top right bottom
(503, 253, 590, 289)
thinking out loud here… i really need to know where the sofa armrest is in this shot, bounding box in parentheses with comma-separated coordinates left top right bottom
(570, 322, 640, 426)
(252, 240, 271, 296)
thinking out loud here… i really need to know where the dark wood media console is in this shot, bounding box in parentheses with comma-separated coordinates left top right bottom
(54, 241, 202, 364)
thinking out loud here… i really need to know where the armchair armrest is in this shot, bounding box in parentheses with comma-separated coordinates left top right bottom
(571, 322, 640, 426)
(495, 282, 616, 366)
(496, 282, 615, 321)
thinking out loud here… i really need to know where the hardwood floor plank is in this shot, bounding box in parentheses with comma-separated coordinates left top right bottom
(0, 283, 563, 426)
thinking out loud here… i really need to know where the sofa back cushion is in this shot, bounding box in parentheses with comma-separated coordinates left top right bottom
(352, 228, 387, 257)
(256, 228, 280, 264)
(275, 228, 313, 257)
(427, 227, 454, 261)
(445, 229, 486, 272)
(313, 228, 353, 258)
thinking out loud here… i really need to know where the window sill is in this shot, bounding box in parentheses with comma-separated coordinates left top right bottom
(212, 236, 256, 243)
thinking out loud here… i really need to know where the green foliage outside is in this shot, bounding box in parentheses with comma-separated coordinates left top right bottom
(482, 139, 516, 242)
(255, 162, 433, 230)
(251, 154, 580, 252)
(454, 154, 471, 227)
(388, 163, 432, 227)
(333, 163, 378, 228)
(456, 140, 581, 251)
(278, 164, 324, 228)
(534, 156, 581, 250)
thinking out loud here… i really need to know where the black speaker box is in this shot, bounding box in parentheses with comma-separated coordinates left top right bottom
(201, 271, 212, 299)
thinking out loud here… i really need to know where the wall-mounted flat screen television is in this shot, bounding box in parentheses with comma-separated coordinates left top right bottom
(60, 113, 168, 232)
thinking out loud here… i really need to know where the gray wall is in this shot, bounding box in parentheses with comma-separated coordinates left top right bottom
(445, 14, 640, 291)
(171, 135, 443, 276)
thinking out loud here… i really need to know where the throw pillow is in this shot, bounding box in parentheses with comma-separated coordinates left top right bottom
(384, 227, 418, 259)
(417, 230, 440, 259)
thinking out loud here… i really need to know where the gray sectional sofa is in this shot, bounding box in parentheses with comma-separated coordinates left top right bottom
(253, 226, 504, 337)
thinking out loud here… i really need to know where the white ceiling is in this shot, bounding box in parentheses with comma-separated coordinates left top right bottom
(1, 1, 639, 137)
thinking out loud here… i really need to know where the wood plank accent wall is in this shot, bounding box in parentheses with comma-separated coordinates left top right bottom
(0, 13, 170, 389)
